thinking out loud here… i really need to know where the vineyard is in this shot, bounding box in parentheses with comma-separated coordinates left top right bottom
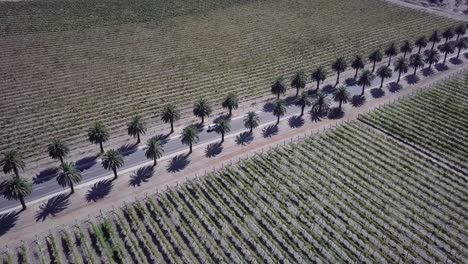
(2, 117, 466, 263)
(0, 0, 458, 163)
(360, 75, 468, 173)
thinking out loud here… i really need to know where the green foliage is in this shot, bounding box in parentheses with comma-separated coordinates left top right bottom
(47, 139, 69, 164)
(145, 138, 164, 165)
(243, 111, 260, 132)
(127, 116, 147, 143)
(0, 150, 25, 177)
(193, 99, 213, 123)
(57, 162, 82, 193)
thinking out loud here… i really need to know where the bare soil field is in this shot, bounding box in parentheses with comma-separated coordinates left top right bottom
(0, 0, 458, 167)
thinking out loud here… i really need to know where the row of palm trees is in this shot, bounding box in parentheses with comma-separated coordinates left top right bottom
(1, 24, 467, 211)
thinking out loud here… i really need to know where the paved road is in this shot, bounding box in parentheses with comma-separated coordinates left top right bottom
(0, 52, 465, 213)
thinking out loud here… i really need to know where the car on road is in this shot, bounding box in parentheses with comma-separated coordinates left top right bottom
(207, 123, 218, 132)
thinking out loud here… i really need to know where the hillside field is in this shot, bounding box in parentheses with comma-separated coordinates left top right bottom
(0, 0, 458, 163)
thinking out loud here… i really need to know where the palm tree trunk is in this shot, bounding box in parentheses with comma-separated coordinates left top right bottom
(418, 46, 422, 54)
(316, 80, 320, 92)
(70, 183, 74, 194)
(189, 143, 193, 154)
(201, 115, 205, 124)
(397, 71, 402, 84)
(429, 63, 432, 70)
(403, 51, 407, 59)
(335, 72, 340, 85)
(413, 66, 417, 76)
(277, 93, 280, 100)
(457, 34, 460, 41)
(431, 41, 436, 50)
(354, 68, 359, 79)
(339, 100, 342, 111)
(457, 48, 461, 59)
(296, 88, 299, 97)
(380, 77, 384, 89)
(99, 142, 104, 154)
(13, 167, 19, 178)
(301, 105, 305, 116)
(170, 120, 174, 134)
(59, 156, 64, 165)
(113, 167, 118, 180)
(229, 107, 232, 117)
(443, 52, 448, 65)
(250, 127, 253, 133)
(387, 56, 392, 66)
(276, 115, 280, 126)
(20, 196, 26, 211)
(221, 133, 225, 143)
(445, 37, 449, 43)
(372, 61, 376, 72)
(137, 134, 141, 144)
(361, 84, 366, 96)
(153, 158, 157, 167)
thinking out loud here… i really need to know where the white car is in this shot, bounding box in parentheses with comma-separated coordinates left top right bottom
(207, 123, 218, 132)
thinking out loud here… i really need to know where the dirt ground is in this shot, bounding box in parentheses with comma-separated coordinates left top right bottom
(387, 0, 468, 20)
(1, 55, 467, 246)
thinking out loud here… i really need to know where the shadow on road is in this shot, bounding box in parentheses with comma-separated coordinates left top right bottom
(167, 154, 190, 173)
(262, 125, 279, 138)
(118, 143, 138, 157)
(235, 132, 254, 146)
(422, 68, 434, 77)
(35, 193, 70, 222)
(370, 88, 385, 98)
(0, 179, 7, 195)
(435, 63, 449, 72)
(388, 82, 403, 93)
(263, 101, 274, 112)
(151, 134, 170, 146)
(449, 57, 462, 65)
(33, 167, 58, 185)
(76, 154, 99, 171)
(405, 74, 420, 84)
(129, 166, 154, 187)
(310, 110, 326, 122)
(322, 85, 336, 95)
(328, 107, 345, 119)
(206, 142, 223, 158)
(288, 116, 304, 128)
(345, 78, 356, 86)
(86, 179, 113, 202)
(0, 211, 19, 237)
(351, 95, 366, 107)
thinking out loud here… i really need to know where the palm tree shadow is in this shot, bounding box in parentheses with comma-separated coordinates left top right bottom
(284, 95, 297, 105)
(288, 116, 304, 128)
(351, 95, 366, 107)
(0, 211, 19, 237)
(322, 85, 335, 95)
(235, 132, 254, 146)
(167, 154, 190, 173)
(328, 107, 344, 119)
(405, 74, 420, 84)
(151, 134, 170, 146)
(76, 154, 99, 171)
(86, 179, 113, 202)
(0, 179, 8, 195)
(345, 78, 356, 86)
(205, 142, 223, 158)
(370, 88, 385, 98)
(129, 166, 154, 187)
(33, 167, 58, 185)
(193, 123, 205, 132)
(118, 143, 138, 157)
(263, 102, 274, 112)
(435, 63, 449, 72)
(422, 68, 434, 77)
(449, 57, 462, 65)
(262, 125, 278, 138)
(214, 115, 230, 123)
(35, 193, 70, 222)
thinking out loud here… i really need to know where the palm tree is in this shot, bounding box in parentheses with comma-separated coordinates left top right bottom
(455, 39, 467, 59)
(409, 53, 424, 76)
(291, 71, 306, 97)
(311, 67, 327, 92)
(271, 76, 287, 100)
(295, 92, 312, 116)
(385, 43, 398, 66)
(102, 149, 124, 180)
(215, 119, 231, 143)
(57, 162, 81, 194)
(47, 139, 69, 165)
(333, 86, 350, 112)
(222, 93, 239, 117)
(429, 30, 441, 50)
(145, 138, 164, 167)
(243, 111, 260, 133)
(312, 92, 330, 114)
(127, 116, 146, 144)
(331, 57, 347, 85)
(351, 55, 365, 79)
(455, 24, 466, 40)
(3, 176, 32, 211)
(88, 122, 110, 154)
(394, 57, 409, 84)
(193, 99, 212, 124)
(438, 42, 455, 65)
(161, 104, 180, 134)
(423, 49, 440, 69)
(272, 100, 287, 126)
(400, 40, 414, 59)
(1, 150, 25, 178)
(357, 70, 375, 96)
(368, 50, 383, 72)
(442, 27, 455, 43)
(376, 65, 393, 89)
(415, 36, 428, 54)
(181, 126, 199, 154)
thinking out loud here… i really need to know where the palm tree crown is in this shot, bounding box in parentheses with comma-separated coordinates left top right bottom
(455, 24, 466, 40)
(222, 93, 239, 117)
(438, 42, 456, 64)
(368, 49, 383, 72)
(331, 57, 347, 85)
(1, 150, 25, 178)
(127, 116, 146, 144)
(312, 92, 330, 115)
(400, 40, 414, 59)
(145, 138, 164, 166)
(455, 38, 467, 59)
(409, 53, 425, 75)
(311, 67, 327, 91)
(243, 111, 260, 133)
(295, 91, 312, 116)
(415, 36, 428, 53)
(442, 27, 455, 42)
(351, 55, 365, 79)
(333, 86, 350, 111)
(291, 71, 306, 97)
(47, 139, 69, 165)
(385, 43, 398, 66)
(357, 70, 375, 96)
(376, 65, 393, 89)
(271, 77, 287, 100)
(3, 176, 32, 210)
(429, 30, 441, 50)
(394, 57, 409, 84)
(57, 162, 81, 194)
(161, 104, 180, 134)
(215, 119, 231, 143)
(272, 100, 287, 125)
(193, 99, 212, 124)
(423, 49, 440, 69)
(88, 122, 110, 154)
(102, 149, 124, 180)
(181, 126, 199, 154)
